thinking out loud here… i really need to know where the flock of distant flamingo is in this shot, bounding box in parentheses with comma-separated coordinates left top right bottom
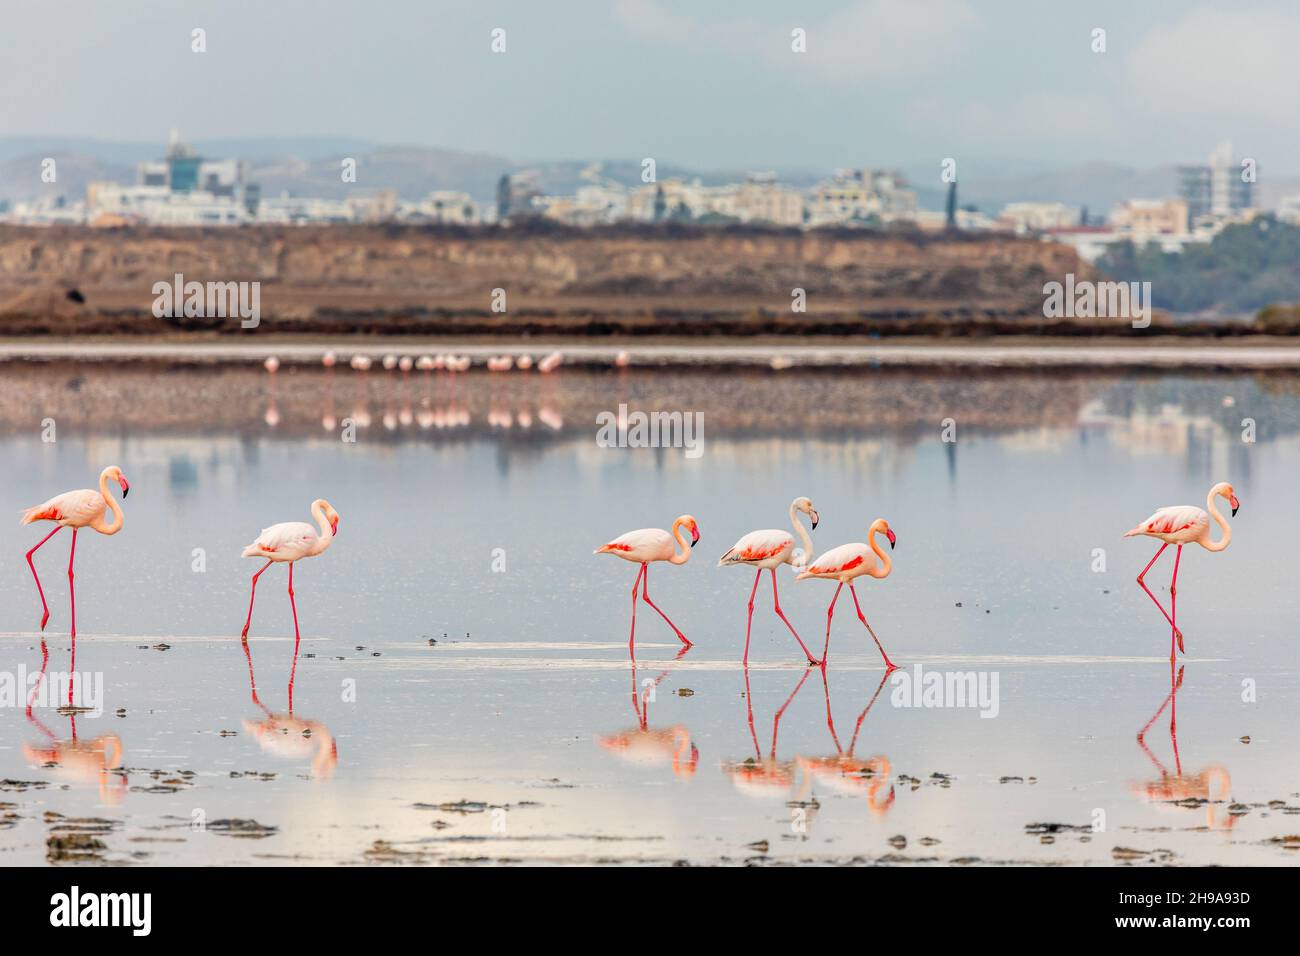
(19, 466, 1239, 692)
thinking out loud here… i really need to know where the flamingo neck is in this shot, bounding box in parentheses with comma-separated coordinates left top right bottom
(789, 501, 814, 566)
(669, 518, 691, 564)
(1202, 489, 1231, 552)
(868, 524, 892, 578)
(310, 500, 335, 554)
(92, 469, 124, 535)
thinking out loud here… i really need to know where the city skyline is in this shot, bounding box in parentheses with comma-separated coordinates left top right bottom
(1, 1, 1296, 174)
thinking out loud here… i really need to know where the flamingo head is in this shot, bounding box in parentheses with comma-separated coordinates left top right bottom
(105, 465, 129, 498)
(872, 518, 896, 550)
(679, 515, 700, 548)
(1214, 481, 1239, 516)
(794, 496, 819, 529)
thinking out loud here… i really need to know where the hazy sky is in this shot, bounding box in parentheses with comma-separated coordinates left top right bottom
(2, 0, 1294, 172)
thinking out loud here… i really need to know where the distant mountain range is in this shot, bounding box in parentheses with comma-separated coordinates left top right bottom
(2, 136, 1297, 215)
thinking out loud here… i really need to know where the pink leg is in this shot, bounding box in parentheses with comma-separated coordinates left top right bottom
(67, 529, 78, 705)
(1136, 543, 1182, 643)
(287, 562, 301, 645)
(742, 568, 761, 665)
(25, 526, 61, 631)
(849, 583, 896, 671)
(821, 582, 844, 668)
(241, 559, 274, 639)
(1169, 545, 1183, 661)
(628, 563, 646, 656)
(642, 564, 691, 647)
(771, 569, 819, 665)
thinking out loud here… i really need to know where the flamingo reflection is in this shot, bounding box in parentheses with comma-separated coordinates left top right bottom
(1132, 665, 1234, 829)
(240, 636, 338, 779)
(797, 669, 894, 815)
(596, 648, 697, 777)
(23, 639, 126, 804)
(721, 666, 814, 798)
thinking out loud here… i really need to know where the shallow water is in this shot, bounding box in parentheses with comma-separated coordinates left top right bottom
(1, 364, 1298, 865)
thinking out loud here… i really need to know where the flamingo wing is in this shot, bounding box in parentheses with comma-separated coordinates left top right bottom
(802, 542, 873, 577)
(719, 529, 794, 566)
(244, 521, 319, 558)
(22, 488, 104, 526)
(1126, 505, 1209, 540)
(595, 527, 672, 561)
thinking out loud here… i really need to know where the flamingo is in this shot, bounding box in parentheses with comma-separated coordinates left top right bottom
(718, 496, 821, 665)
(595, 515, 700, 653)
(596, 653, 698, 777)
(240, 499, 340, 643)
(798, 670, 895, 815)
(21, 465, 130, 703)
(797, 518, 897, 670)
(1132, 665, 1236, 830)
(721, 666, 813, 799)
(1124, 481, 1238, 661)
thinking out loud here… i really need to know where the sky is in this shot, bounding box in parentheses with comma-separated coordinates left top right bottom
(1, 0, 1295, 173)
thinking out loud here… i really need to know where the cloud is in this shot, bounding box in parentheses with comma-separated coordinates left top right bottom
(1125, 6, 1300, 120)
(613, 0, 977, 85)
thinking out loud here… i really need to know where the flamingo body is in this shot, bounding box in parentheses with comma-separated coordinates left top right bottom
(719, 529, 795, 570)
(1124, 505, 1210, 546)
(595, 527, 679, 564)
(797, 541, 881, 582)
(242, 521, 333, 562)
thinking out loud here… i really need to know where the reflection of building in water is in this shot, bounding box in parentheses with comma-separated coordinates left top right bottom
(1077, 398, 1252, 486)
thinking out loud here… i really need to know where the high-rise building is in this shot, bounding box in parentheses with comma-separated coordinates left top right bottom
(1178, 141, 1253, 222)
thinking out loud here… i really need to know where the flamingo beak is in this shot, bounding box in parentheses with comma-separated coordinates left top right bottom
(810, 510, 820, 530)
(690, 524, 700, 548)
(330, 516, 339, 535)
(1229, 494, 1239, 517)
(118, 476, 130, 498)
(886, 529, 897, 550)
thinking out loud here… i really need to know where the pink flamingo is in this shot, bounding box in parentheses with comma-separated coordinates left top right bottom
(718, 496, 821, 665)
(595, 515, 700, 653)
(797, 518, 897, 670)
(21, 466, 130, 703)
(1124, 481, 1238, 661)
(240, 499, 340, 643)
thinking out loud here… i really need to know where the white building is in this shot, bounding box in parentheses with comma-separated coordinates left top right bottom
(997, 202, 1080, 235)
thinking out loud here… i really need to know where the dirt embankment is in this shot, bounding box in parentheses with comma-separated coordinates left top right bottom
(0, 223, 1110, 338)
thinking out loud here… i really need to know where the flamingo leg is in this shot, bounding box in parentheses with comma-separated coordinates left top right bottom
(770, 668, 812, 756)
(66, 529, 78, 705)
(742, 568, 761, 665)
(849, 583, 896, 671)
(642, 564, 691, 647)
(821, 582, 844, 668)
(1169, 545, 1184, 660)
(241, 559, 274, 639)
(771, 568, 819, 665)
(287, 561, 301, 646)
(1136, 543, 1182, 643)
(628, 563, 646, 656)
(240, 630, 270, 715)
(25, 525, 61, 631)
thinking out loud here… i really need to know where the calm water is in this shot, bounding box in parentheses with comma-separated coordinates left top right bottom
(1, 364, 1298, 865)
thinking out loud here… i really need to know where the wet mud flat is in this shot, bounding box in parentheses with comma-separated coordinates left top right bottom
(1, 637, 1296, 867)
